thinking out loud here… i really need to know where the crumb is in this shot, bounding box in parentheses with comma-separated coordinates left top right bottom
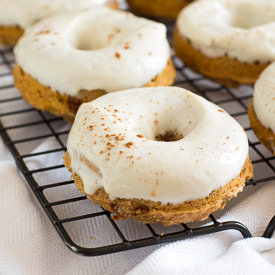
(108, 33, 114, 40)
(124, 42, 130, 49)
(125, 142, 133, 148)
(35, 30, 50, 35)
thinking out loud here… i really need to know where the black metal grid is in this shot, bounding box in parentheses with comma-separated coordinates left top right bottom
(0, 23, 274, 256)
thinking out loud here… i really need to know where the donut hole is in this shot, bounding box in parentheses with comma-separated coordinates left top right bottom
(68, 14, 113, 51)
(71, 29, 109, 51)
(134, 91, 206, 143)
(150, 105, 203, 143)
(74, 34, 107, 51)
(155, 131, 184, 142)
(231, 4, 275, 29)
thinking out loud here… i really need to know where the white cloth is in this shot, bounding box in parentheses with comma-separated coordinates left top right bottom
(129, 238, 275, 275)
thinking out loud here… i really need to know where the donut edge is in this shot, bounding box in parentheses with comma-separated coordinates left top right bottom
(12, 58, 176, 123)
(173, 27, 269, 87)
(127, 0, 192, 20)
(64, 151, 253, 226)
(0, 0, 119, 46)
(0, 26, 24, 46)
(248, 99, 275, 155)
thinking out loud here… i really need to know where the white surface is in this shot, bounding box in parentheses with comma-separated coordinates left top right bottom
(129, 237, 275, 274)
(68, 87, 248, 203)
(253, 62, 275, 133)
(0, 0, 110, 28)
(177, 0, 275, 63)
(0, 52, 274, 275)
(14, 7, 170, 95)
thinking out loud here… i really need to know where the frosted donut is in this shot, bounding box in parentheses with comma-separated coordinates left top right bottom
(64, 87, 253, 225)
(13, 7, 176, 122)
(0, 0, 118, 46)
(127, 0, 192, 20)
(248, 62, 275, 155)
(174, 0, 275, 87)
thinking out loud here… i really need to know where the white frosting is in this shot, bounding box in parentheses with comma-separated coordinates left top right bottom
(253, 62, 275, 133)
(14, 7, 170, 95)
(177, 0, 275, 63)
(0, 0, 110, 29)
(67, 87, 249, 204)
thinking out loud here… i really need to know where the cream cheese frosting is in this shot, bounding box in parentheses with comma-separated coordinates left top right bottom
(14, 7, 170, 95)
(176, 0, 275, 63)
(0, 0, 111, 29)
(253, 62, 275, 133)
(67, 87, 249, 204)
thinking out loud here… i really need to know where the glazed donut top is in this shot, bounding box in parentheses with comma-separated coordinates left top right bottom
(14, 7, 170, 95)
(177, 0, 275, 63)
(253, 62, 275, 133)
(15, 7, 170, 97)
(0, 0, 112, 29)
(67, 87, 249, 204)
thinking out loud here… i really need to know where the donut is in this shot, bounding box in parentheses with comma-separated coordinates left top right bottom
(0, 0, 118, 46)
(127, 0, 192, 20)
(174, 0, 275, 87)
(64, 87, 253, 226)
(248, 62, 275, 155)
(13, 7, 176, 122)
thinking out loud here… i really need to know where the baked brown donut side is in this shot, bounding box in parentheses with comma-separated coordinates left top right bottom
(0, 26, 24, 46)
(127, 0, 192, 20)
(248, 99, 275, 155)
(64, 151, 253, 226)
(173, 27, 268, 87)
(12, 58, 176, 123)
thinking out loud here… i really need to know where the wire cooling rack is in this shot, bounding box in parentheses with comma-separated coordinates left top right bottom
(0, 23, 274, 256)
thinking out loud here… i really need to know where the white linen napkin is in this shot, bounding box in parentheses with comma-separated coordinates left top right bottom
(128, 184, 275, 275)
